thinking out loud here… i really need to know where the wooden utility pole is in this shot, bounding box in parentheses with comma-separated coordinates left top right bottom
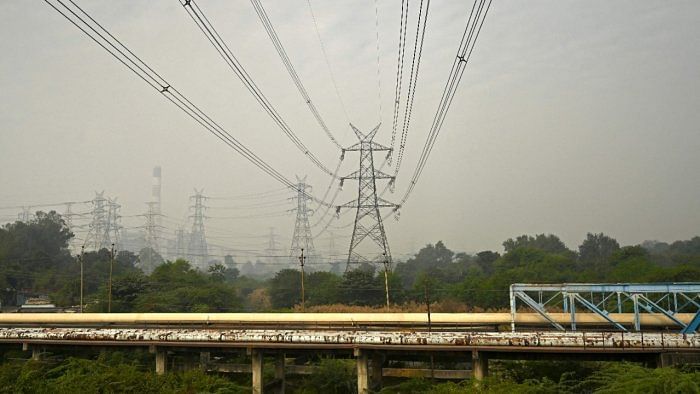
(299, 248, 305, 312)
(108, 243, 115, 313)
(424, 284, 434, 382)
(79, 245, 85, 313)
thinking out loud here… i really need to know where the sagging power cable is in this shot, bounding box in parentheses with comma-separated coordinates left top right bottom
(399, 0, 493, 206)
(44, 0, 332, 208)
(180, 0, 338, 178)
(250, 0, 343, 150)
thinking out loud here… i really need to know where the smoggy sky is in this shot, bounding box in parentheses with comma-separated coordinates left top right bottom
(0, 1, 698, 259)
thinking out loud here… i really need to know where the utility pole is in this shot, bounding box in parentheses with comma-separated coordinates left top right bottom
(299, 248, 306, 312)
(337, 123, 398, 272)
(79, 245, 85, 313)
(289, 177, 315, 268)
(108, 243, 115, 313)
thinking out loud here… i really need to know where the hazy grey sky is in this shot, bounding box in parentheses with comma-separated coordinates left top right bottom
(1, 1, 698, 258)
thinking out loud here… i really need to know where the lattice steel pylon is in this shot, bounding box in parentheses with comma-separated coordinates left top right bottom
(289, 177, 315, 266)
(144, 202, 161, 255)
(86, 191, 110, 251)
(188, 189, 208, 269)
(337, 123, 398, 271)
(106, 198, 121, 250)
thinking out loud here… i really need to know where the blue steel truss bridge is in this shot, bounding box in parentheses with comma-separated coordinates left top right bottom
(510, 282, 700, 333)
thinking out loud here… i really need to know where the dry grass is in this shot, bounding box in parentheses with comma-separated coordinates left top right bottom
(292, 300, 507, 313)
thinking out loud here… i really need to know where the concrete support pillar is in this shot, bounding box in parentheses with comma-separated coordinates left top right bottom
(472, 350, 488, 380)
(31, 347, 42, 361)
(370, 352, 384, 391)
(155, 349, 167, 375)
(199, 352, 210, 371)
(274, 352, 286, 394)
(251, 349, 263, 394)
(355, 349, 369, 394)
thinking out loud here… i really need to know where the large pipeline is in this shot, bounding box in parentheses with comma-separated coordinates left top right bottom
(0, 313, 694, 327)
(0, 327, 698, 350)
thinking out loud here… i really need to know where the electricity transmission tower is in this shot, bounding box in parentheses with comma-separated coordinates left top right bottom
(143, 201, 161, 259)
(188, 190, 208, 269)
(337, 124, 397, 271)
(107, 198, 121, 250)
(265, 227, 283, 265)
(173, 227, 187, 260)
(86, 192, 110, 250)
(289, 177, 315, 267)
(63, 202, 79, 253)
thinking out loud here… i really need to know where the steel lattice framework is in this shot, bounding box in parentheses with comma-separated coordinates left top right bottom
(337, 124, 397, 271)
(290, 177, 316, 265)
(188, 190, 208, 269)
(510, 283, 700, 333)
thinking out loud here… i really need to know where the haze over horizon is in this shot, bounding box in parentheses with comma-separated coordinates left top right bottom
(1, 1, 699, 259)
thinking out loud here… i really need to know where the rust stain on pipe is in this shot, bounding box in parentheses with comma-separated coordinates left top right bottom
(0, 328, 698, 350)
(0, 313, 693, 326)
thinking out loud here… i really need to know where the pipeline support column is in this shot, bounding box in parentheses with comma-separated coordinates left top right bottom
(251, 349, 263, 394)
(274, 352, 286, 394)
(355, 349, 369, 394)
(472, 350, 488, 380)
(155, 348, 167, 375)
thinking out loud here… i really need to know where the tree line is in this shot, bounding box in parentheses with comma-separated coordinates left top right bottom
(1, 211, 699, 312)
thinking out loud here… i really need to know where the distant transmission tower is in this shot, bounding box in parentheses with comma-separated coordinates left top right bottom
(144, 202, 161, 255)
(337, 124, 397, 271)
(173, 227, 187, 260)
(18, 207, 31, 222)
(63, 202, 78, 253)
(265, 227, 283, 265)
(140, 201, 164, 272)
(86, 192, 110, 250)
(289, 177, 315, 266)
(188, 190, 208, 269)
(106, 198, 121, 250)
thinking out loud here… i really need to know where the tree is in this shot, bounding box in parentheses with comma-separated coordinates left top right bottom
(578, 232, 620, 269)
(339, 268, 383, 306)
(306, 271, 341, 306)
(0, 211, 74, 305)
(208, 263, 227, 283)
(476, 250, 500, 274)
(503, 234, 570, 254)
(394, 241, 455, 289)
(268, 269, 301, 309)
(137, 247, 164, 274)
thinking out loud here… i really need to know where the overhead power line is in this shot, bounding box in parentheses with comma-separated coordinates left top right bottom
(373, 0, 383, 124)
(306, 0, 351, 123)
(207, 187, 291, 201)
(399, 0, 493, 206)
(250, 0, 343, 150)
(180, 0, 338, 178)
(43, 0, 332, 209)
(393, 0, 431, 179)
(388, 0, 410, 164)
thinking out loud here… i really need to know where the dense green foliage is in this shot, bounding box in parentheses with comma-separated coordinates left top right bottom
(2, 213, 700, 393)
(0, 354, 247, 393)
(378, 363, 700, 393)
(1, 212, 699, 312)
